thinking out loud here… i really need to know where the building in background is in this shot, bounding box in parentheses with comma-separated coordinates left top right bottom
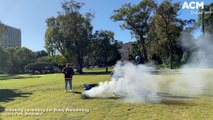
(0, 22, 21, 48)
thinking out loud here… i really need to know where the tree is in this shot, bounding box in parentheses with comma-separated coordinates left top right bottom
(179, 19, 197, 64)
(34, 50, 48, 59)
(25, 62, 49, 73)
(36, 55, 67, 68)
(45, 0, 93, 74)
(45, 17, 61, 57)
(130, 41, 142, 59)
(198, 3, 213, 33)
(111, 0, 157, 62)
(153, 1, 183, 69)
(92, 30, 121, 72)
(7, 47, 34, 73)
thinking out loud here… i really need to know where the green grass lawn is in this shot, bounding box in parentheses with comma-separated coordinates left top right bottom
(0, 68, 213, 120)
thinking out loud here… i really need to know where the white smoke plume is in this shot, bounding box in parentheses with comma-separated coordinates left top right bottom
(83, 33, 213, 102)
(83, 61, 160, 103)
(169, 32, 213, 96)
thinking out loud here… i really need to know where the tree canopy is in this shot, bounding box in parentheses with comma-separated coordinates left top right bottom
(45, 0, 93, 73)
(153, 1, 183, 68)
(111, 0, 157, 62)
(92, 30, 121, 72)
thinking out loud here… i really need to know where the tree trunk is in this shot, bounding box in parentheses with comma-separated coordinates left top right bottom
(105, 66, 108, 73)
(76, 58, 83, 74)
(142, 44, 148, 63)
(105, 62, 108, 73)
(104, 59, 108, 73)
(139, 35, 148, 62)
(76, 45, 83, 74)
(169, 49, 173, 69)
(169, 40, 173, 69)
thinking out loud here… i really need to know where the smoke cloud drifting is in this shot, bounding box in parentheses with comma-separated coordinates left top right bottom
(170, 33, 213, 96)
(83, 33, 213, 103)
(83, 61, 160, 102)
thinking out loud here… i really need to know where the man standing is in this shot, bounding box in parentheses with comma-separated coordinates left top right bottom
(62, 63, 74, 92)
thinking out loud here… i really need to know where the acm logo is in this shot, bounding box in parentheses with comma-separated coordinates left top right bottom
(182, 1, 204, 9)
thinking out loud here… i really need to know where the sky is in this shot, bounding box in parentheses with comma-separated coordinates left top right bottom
(0, 0, 212, 51)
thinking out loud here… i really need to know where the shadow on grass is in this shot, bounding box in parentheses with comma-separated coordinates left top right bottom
(157, 92, 197, 99)
(150, 70, 181, 75)
(81, 96, 121, 100)
(0, 106, 5, 113)
(157, 92, 197, 106)
(72, 91, 82, 94)
(80, 92, 197, 104)
(0, 89, 32, 102)
(160, 100, 195, 106)
(203, 94, 213, 97)
(76, 71, 112, 75)
(0, 74, 40, 80)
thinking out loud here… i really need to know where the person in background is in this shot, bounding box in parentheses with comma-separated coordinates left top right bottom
(135, 55, 144, 64)
(62, 63, 74, 92)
